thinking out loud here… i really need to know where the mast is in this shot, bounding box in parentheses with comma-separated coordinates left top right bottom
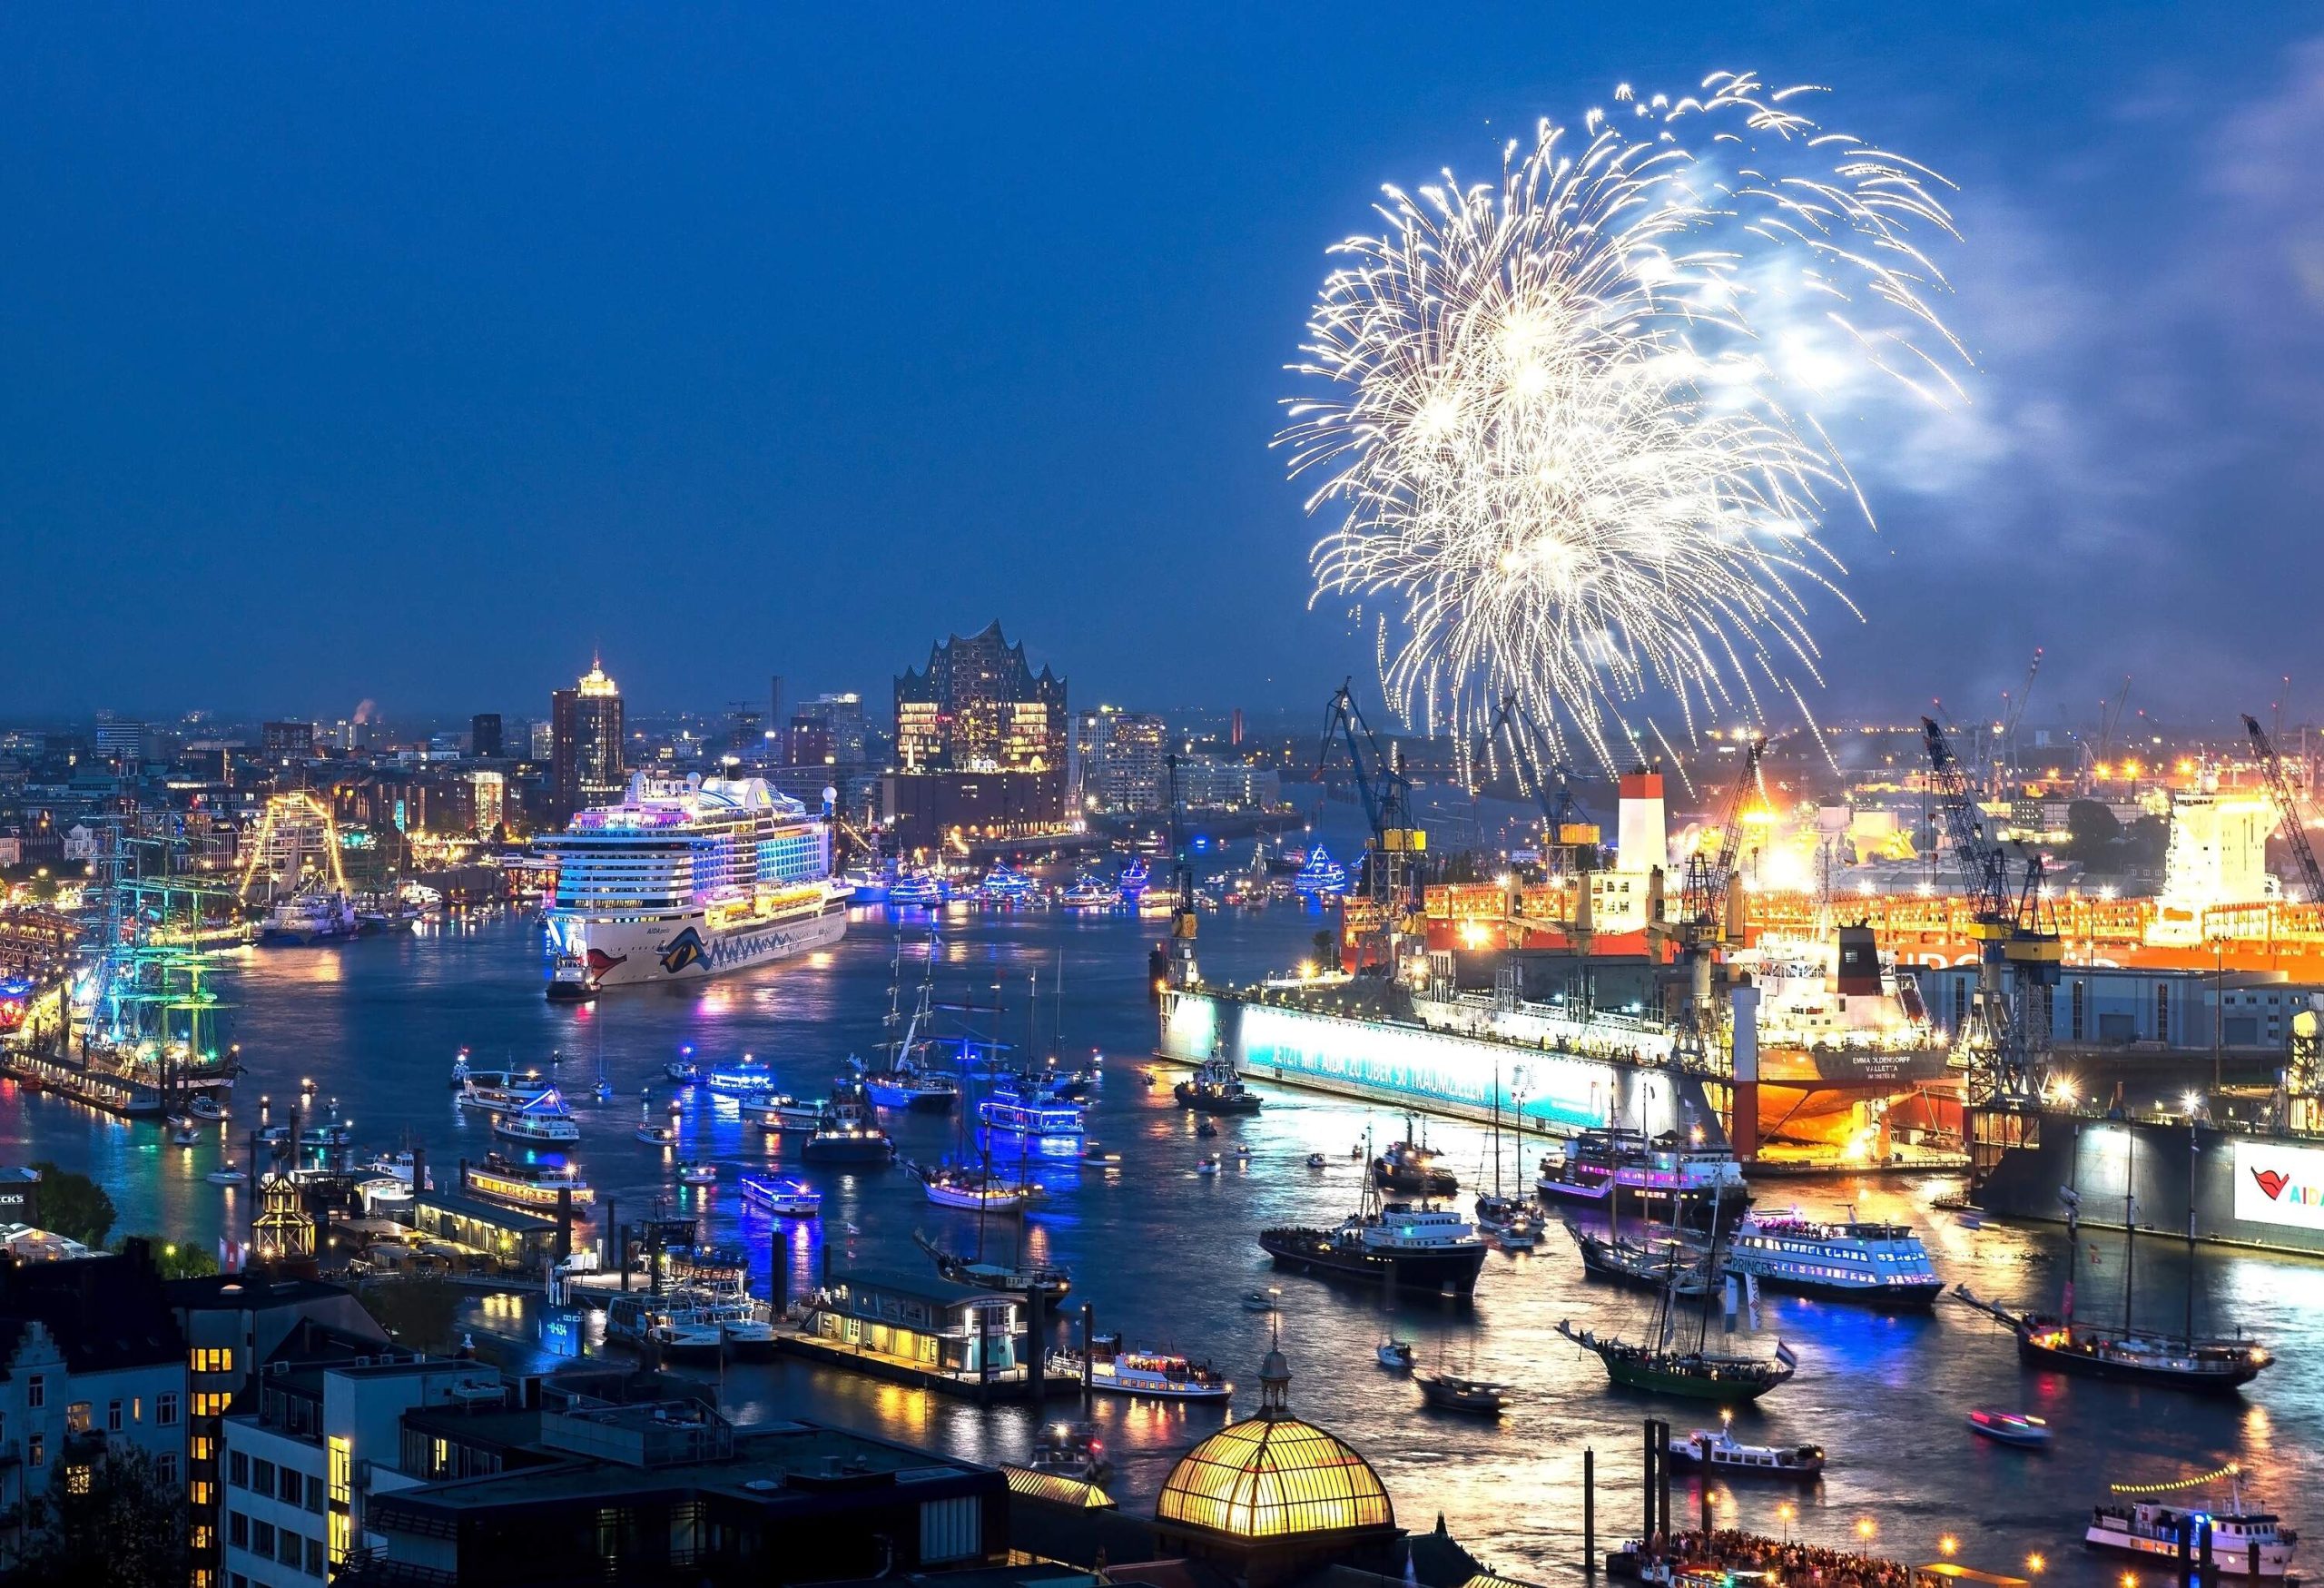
(1491, 1059, 1503, 1200)
(2121, 1126, 2137, 1334)
(2184, 1119, 2198, 1347)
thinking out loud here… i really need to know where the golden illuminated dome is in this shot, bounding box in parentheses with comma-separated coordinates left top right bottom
(1155, 1350, 1393, 1542)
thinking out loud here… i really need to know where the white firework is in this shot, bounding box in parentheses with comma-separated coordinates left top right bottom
(1280, 71, 1968, 775)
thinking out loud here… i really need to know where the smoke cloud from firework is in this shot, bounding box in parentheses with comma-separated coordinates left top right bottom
(1279, 71, 1970, 778)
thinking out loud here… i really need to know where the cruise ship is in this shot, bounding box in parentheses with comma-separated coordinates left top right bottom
(540, 774, 849, 994)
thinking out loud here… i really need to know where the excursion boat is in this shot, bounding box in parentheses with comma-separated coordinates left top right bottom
(2086, 1469, 2296, 1578)
(910, 1159, 1041, 1213)
(1048, 1335, 1232, 1401)
(1174, 1056, 1262, 1115)
(1537, 1129, 1749, 1228)
(1057, 878, 1118, 912)
(704, 1059, 779, 1098)
(743, 1093, 823, 1133)
(1723, 1209, 1943, 1310)
(914, 1229, 1071, 1301)
(491, 1090, 581, 1145)
(740, 1176, 822, 1217)
(1965, 1408, 2051, 1447)
(885, 872, 948, 908)
(978, 1080, 1085, 1147)
(259, 889, 360, 946)
(457, 1070, 549, 1113)
(1258, 1200, 1490, 1297)
(1417, 1375, 1508, 1417)
(1667, 1425, 1825, 1479)
(798, 1096, 895, 1165)
(464, 1153, 594, 1210)
(677, 1161, 718, 1186)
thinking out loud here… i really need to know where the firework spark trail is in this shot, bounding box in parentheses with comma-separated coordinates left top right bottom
(1279, 72, 1967, 776)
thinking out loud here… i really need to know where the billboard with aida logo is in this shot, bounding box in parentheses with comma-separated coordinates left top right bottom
(2233, 1139, 2324, 1231)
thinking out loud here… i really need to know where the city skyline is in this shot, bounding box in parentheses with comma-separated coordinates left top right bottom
(4, 9, 2321, 728)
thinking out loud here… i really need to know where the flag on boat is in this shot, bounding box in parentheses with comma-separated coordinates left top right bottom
(1775, 1341, 1798, 1369)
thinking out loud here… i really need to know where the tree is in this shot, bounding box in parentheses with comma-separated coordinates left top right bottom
(14, 1444, 189, 1588)
(2065, 800, 2122, 853)
(28, 1164, 114, 1248)
(358, 1276, 464, 1353)
(113, 1235, 217, 1280)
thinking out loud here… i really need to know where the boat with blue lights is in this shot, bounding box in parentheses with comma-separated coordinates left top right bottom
(1173, 1054, 1261, 1115)
(885, 872, 948, 908)
(704, 1058, 779, 1098)
(979, 1077, 1085, 1146)
(740, 1176, 822, 1217)
(1292, 844, 1349, 897)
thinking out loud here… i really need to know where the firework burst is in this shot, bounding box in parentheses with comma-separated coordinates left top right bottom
(1280, 71, 1967, 775)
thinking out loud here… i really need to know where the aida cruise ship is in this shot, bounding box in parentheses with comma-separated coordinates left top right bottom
(541, 773, 848, 992)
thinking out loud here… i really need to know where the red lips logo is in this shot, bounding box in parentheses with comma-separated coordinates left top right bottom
(2251, 1169, 2292, 1201)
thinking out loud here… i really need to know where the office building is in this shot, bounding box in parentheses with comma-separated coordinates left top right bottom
(261, 723, 320, 764)
(468, 714, 503, 759)
(549, 659, 625, 824)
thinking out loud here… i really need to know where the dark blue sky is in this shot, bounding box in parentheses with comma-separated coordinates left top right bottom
(5, 6, 2319, 731)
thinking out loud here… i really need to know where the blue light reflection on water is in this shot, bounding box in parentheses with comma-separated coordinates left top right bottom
(1, 897, 2319, 1583)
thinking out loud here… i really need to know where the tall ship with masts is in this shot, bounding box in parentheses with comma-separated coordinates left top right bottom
(539, 773, 848, 994)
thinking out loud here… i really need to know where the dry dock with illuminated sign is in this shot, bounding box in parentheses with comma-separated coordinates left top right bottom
(1970, 1107, 2324, 1257)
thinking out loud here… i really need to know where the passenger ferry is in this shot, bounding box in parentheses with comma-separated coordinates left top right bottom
(739, 1176, 822, 1217)
(703, 1058, 779, 1098)
(1047, 1335, 1232, 1401)
(1723, 1209, 1943, 1310)
(491, 1089, 581, 1145)
(463, 1153, 595, 1210)
(2086, 1469, 2296, 1578)
(1259, 1201, 1490, 1296)
(742, 1093, 823, 1133)
(539, 774, 848, 995)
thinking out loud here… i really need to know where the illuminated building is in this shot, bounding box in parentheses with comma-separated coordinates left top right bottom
(0, 1242, 190, 1576)
(468, 770, 505, 837)
(1073, 707, 1167, 814)
(1153, 1345, 1398, 1587)
(892, 621, 1067, 777)
(550, 658, 625, 823)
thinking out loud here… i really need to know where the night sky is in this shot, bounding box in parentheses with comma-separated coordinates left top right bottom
(4, 6, 2319, 730)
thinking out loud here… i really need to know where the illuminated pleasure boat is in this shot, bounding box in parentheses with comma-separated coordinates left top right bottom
(491, 1088, 580, 1145)
(2086, 1468, 2296, 1578)
(1536, 1129, 1749, 1228)
(463, 1152, 595, 1210)
(1048, 1335, 1232, 1401)
(978, 1079, 1085, 1147)
(1723, 1208, 1943, 1310)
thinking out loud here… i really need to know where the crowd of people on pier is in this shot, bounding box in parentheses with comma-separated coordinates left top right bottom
(1636, 1530, 1928, 1588)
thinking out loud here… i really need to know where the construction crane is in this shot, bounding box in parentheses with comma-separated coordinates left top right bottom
(2242, 714, 2324, 903)
(1994, 647, 2043, 795)
(1159, 751, 1200, 985)
(1669, 738, 1765, 1052)
(1319, 680, 1426, 972)
(1923, 715, 2061, 1109)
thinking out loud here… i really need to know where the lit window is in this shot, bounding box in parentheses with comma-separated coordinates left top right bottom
(65, 1402, 91, 1435)
(65, 1464, 91, 1495)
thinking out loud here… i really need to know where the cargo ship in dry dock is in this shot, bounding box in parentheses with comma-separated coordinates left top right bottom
(1157, 922, 1953, 1168)
(538, 773, 848, 996)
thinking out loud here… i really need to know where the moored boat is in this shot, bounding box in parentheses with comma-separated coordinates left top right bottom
(2085, 1468, 2294, 1578)
(1048, 1335, 1231, 1401)
(1667, 1422, 1825, 1479)
(463, 1152, 595, 1210)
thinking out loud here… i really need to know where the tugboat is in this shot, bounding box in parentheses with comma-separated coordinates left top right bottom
(1724, 1208, 1944, 1310)
(546, 949, 600, 1002)
(1372, 1119, 1457, 1197)
(2085, 1466, 2296, 1578)
(1175, 1054, 1263, 1115)
(1952, 1132, 2271, 1394)
(1027, 1421, 1114, 1484)
(1258, 1164, 1490, 1297)
(1047, 1334, 1232, 1401)
(799, 1092, 895, 1165)
(1666, 1418, 1826, 1480)
(1537, 1128, 1749, 1228)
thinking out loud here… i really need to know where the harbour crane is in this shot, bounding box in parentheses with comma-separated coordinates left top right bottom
(2241, 714, 2324, 903)
(1476, 692, 1591, 873)
(1922, 715, 2061, 1108)
(1670, 737, 1765, 1055)
(1160, 751, 1200, 984)
(1318, 680, 1426, 972)
(1994, 647, 2042, 795)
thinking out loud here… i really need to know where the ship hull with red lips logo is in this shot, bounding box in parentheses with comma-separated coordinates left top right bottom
(551, 898, 847, 990)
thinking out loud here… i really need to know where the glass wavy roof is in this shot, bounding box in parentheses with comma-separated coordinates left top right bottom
(1156, 1415, 1393, 1541)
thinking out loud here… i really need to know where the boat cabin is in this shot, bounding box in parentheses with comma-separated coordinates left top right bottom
(810, 1269, 1024, 1378)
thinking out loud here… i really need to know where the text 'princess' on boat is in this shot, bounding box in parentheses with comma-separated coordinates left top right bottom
(1722, 1208, 1943, 1309)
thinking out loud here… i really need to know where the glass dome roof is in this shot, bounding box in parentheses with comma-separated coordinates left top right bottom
(1156, 1415, 1394, 1541)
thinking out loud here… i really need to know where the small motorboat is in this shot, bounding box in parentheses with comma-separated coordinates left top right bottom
(1233, 1143, 1251, 1158)
(636, 1122, 675, 1147)
(1196, 1156, 1220, 1176)
(1080, 1142, 1122, 1165)
(1028, 1420, 1113, 1484)
(1195, 1119, 1219, 1139)
(206, 1166, 244, 1186)
(1376, 1337, 1416, 1372)
(1492, 1225, 1540, 1253)
(1419, 1374, 1508, 1416)
(1966, 1408, 2053, 1448)
(1241, 1289, 1279, 1313)
(188, 1095, 225, 1121)
(677, 1162, 719, 1186)
(168, 1120, 201, 1148)
(1349, 1144, 1365, 1160)
(1305, 1152, 1328, 1169)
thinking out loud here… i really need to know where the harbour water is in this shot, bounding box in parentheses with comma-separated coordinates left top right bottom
(5, 899, 2320, 1584)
